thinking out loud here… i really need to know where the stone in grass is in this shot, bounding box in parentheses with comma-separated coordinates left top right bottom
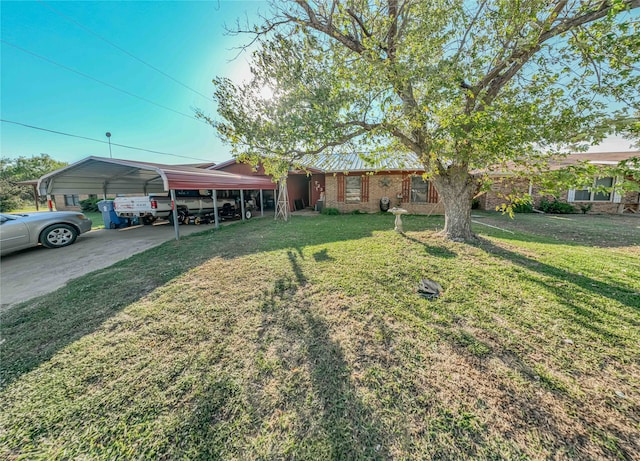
(418, 278, 443, 300)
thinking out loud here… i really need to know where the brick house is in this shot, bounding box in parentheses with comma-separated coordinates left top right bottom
(212, 154, 444, 214)
(477, 151, 640, 214)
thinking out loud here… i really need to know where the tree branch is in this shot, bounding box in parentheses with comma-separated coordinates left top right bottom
(453, 0, 487, 63)
(480, 0, 639, 104)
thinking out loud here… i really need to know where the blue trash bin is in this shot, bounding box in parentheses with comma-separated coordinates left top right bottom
(97, 200, 126, 229)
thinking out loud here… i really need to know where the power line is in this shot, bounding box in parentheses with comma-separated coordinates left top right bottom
(1, 119, 213, 162)
(36, 0, 213, 102)
(1, 39, 208, 125)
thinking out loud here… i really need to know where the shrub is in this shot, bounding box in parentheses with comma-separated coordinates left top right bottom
(512, 201, 534, 213)
(539, 198, 575, 214)
(80, 197, 106, 213)
(471, 198, 481, 210)
(321, 207, 341, 215)
(579, 203, 593, 214)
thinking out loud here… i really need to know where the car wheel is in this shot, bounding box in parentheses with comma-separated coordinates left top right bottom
(40, 224, 78, 249)
(245, 210, 252, 219)
(142, 216, 156, 225)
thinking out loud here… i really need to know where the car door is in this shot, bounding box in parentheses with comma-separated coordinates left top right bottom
(0, 214, 31, 253)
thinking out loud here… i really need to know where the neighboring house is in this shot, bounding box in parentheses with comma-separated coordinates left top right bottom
(54, 193, 93, 211)
(478, 151, 640, 214)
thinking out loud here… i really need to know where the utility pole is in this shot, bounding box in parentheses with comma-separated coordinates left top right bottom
(106, 132, 112, 158)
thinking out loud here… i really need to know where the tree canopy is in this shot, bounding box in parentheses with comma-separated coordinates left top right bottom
(0, 154, 67, 211)
(208, 0, 640, 239)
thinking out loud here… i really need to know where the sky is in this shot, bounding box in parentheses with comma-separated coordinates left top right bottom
(1, 0, 270, 165)
(1, 1, 637, 167)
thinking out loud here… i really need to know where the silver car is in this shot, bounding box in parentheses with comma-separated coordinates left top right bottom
(0, 211, 93, 256)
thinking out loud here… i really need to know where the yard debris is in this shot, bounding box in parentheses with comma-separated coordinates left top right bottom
(562, 338, 574, 345)
(417, 278, 443, 300)
(615, 390, 626, 399)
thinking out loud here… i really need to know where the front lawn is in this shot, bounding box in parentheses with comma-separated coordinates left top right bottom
(1, 213, 639, 460)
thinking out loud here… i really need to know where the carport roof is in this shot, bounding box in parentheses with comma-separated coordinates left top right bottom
(38, 156, 276, 196)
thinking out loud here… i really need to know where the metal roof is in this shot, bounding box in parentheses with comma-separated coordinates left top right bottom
(298, 152, 424, 173)
(38, 156, 276, 196)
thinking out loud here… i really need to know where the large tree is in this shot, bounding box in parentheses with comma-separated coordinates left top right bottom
(0, 154, 67, 211)
(210, 0, 639, 240)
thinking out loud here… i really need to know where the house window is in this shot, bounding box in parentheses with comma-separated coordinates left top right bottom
(64, 195, 80, 206)
(411, 176, 429, 202)
(571, 177, 614, 202)
(345, 176, 362, 203)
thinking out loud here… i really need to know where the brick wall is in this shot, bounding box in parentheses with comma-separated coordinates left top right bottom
(324, 172, 445, 214)
(53, 194, 91, 211)
(478, 177, 531, 211)
(479, 175, 640, 214)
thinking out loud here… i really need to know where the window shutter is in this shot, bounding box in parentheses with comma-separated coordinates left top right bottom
(361, 175, 369, 202)
(428, 182, 439, 203)
(401, 174, 410, 203)
(337, 174, 345, 202)
(567, 189, 575, 202)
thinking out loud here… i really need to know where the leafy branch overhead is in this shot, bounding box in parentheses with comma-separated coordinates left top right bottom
(206, 0, 639, 240)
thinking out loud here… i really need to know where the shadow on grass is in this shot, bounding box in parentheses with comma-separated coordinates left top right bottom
(474, 237, 640, 312)
(0, 215, 392, 390)
(427, 317, 640, 459)
(273, 252, 389, 459)
(402, 233, 457, 258)
(471, 212, 640, 248)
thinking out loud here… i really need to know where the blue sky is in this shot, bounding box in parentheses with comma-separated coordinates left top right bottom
(1, 1, 636, 167)
(1, 0, 269, 165)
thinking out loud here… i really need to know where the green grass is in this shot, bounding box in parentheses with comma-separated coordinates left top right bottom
(1, 212, 639, 460)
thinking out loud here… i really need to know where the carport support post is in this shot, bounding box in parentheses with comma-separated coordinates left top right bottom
(170, 189, 180, 240)
(212, 190, 219, 229)
(240, 189, 246, 221)
(259, 189, 264, 217)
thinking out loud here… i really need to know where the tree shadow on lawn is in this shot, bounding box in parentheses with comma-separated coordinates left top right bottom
(0, 216, 392, 390)
(160, 251, 391, 460)
(473, 238, 640, 312)
(427, 319, 640, 459)
(471, 212, 640, 248)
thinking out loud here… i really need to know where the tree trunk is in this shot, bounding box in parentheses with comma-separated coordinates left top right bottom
(432, 165, 477, 241)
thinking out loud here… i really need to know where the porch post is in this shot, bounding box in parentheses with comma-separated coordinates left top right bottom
(260, 189, 264, 217)
(240, 189, 246, 221)
(47, 194, 54, 211)
(212, 189, 219, 229)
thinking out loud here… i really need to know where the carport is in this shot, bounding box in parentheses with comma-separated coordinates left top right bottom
(38, 156, 276, 240)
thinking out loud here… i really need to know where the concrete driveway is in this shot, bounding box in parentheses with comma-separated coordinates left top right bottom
(0, 221, 219, 309)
